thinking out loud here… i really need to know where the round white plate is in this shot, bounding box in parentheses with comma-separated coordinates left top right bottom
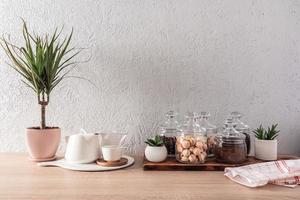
(37, 155, 134, 171)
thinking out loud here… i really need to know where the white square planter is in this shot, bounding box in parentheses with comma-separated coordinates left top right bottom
(254, 138, 277, 161)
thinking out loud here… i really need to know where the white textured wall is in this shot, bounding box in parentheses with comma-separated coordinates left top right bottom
(0, 0, 299, 155)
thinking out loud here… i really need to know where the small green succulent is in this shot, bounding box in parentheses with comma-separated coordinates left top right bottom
(253, 124, 280, 140)
(145, 135, 164, 147)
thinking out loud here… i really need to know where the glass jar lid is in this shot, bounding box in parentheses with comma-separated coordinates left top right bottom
(217, 118, 245, 144)
(230, 111, 250, 132)
(159, 110, 180, 135)
(179, 112, 205, 135)
(198, 112, 217, 134)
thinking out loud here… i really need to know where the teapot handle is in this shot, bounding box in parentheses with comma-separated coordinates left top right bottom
(65, 136, 70, 143)
(94, 133, 102, 147)
(118, 135, 127, 147)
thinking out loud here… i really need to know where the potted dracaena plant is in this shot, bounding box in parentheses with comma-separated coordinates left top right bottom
(1, 21, 80, 161)
(144, 135, 167, 162)
(253, 124, 280, 161)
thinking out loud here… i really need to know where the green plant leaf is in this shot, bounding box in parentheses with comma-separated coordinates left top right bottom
(145, 135, 164, 147)
(253, 124, 280, 140)
(1, 21, 80, 101)
(0, 20, 83, 129)
(253, 124, 265, 140)
(145, 141, 155, 146)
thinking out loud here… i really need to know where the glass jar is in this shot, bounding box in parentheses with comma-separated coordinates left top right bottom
(198, 112, 217, 156)
(176, 112, 207, 163)
(214, 119, 247, 164)
(159, 111, 180, 156)
(230, 112, 251, 155)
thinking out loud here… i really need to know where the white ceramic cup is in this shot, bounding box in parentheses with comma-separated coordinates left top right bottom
(101, 145, 123, 162)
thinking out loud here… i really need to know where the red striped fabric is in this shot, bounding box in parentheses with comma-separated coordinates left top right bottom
(224, 159, 300, 188)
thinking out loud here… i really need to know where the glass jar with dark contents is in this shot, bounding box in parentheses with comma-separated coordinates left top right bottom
(230, 112, 251, 155)
(214, 119, 247, 164)
(159, 111, 180, 156)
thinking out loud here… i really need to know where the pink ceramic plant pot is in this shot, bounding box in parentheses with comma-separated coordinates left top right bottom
(26, 127, 61, 161)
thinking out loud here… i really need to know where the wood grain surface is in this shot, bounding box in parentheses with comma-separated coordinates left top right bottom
(0, 153, 299, 200)
(144, 155, 299, 171)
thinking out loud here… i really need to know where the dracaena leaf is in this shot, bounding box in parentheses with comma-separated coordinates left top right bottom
(1, 20, 81, 102)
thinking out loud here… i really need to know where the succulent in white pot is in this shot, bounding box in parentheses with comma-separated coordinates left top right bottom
(253, 124, 280, 161)
(145, 135, 167, 162)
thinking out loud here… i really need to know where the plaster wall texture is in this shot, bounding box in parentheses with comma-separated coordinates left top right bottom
(0, 0, 299, 155)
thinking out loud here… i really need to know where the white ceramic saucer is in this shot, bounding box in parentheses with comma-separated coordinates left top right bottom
(37, 155, 134, 172)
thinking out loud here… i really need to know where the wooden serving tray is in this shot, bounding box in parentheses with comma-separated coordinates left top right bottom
(143, 155, 299, 171)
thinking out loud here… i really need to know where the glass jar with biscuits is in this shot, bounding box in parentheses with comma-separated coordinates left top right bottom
(176, 112, 207, 163)
(197, 111, 217, 156)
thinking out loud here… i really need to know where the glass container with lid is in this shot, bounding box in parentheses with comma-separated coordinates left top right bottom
(198, 112, 217, 156)
(230, 112, 251, 155)
(159, 111, 180, 156)
(214, 118, 247, 164)
(176, 112, 207, 163)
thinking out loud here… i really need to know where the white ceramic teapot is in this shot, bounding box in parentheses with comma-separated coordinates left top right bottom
(65, 133, 102, 164)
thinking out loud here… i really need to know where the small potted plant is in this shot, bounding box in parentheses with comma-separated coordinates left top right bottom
(1, 21, 80, 161)
(145, 135, 167, 162)
(253, 124, 280, 161)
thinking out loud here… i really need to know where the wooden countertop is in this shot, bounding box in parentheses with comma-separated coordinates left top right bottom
(0, 153, 299, 200)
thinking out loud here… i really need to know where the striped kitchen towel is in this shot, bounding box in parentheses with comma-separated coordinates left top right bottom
(224, 159, 300, 188)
